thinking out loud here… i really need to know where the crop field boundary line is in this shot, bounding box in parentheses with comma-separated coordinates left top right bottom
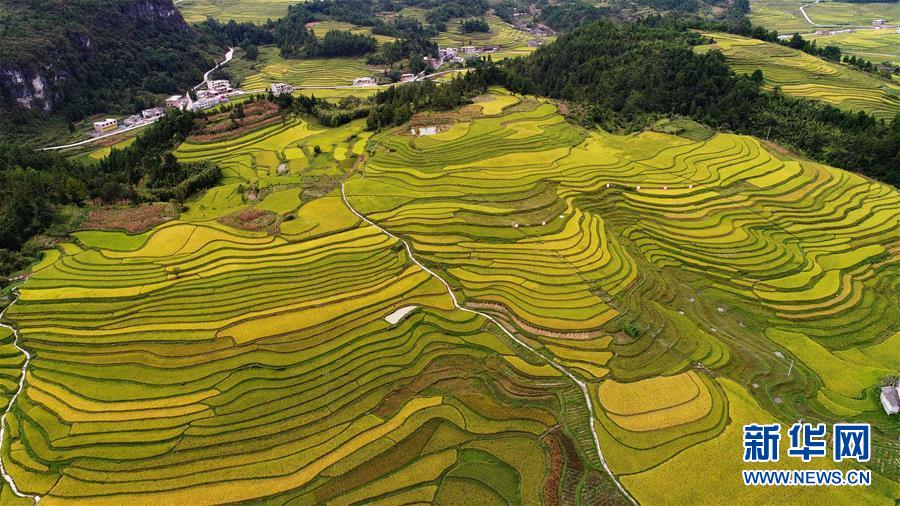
(0, 289, 39, 504)
(341, 182, 638, 505)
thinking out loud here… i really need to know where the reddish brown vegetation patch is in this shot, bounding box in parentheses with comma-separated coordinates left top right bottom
(82, 203, 177, 233)
(544, 432, 563, 506)
(558, 430, 585, 505)
(218, 207, 281, 235)
(190, 101, 282, 142)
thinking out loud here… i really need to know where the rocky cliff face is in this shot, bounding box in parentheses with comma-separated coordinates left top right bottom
(0, 0, 196, 116)
(0, 69, 55, 112)
(124, 0, 189, 27)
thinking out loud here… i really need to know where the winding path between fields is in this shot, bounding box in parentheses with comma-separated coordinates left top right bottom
(0, 289, 39, 504)
(340, 183, 637, 505)
(799, 0, 824, 27)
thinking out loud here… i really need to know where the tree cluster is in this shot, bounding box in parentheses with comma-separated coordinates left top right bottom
(424, 0, 489, 25)
(196, 18, 275, 47)
(270, 91, 370, 127)
(0, 109, 222, 273)
(537, 1, 612, 32)
(367, 19, 438, 71)
(460, 18, 491, 34)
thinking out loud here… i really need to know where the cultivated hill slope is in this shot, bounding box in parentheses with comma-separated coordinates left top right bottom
(699, 31, 900, 120)
(1, 91, 897, 503)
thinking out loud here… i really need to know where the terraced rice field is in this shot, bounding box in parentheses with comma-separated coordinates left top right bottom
(343, 93, 900, 501)
(749, 0, 898, 33)
(1, 91, 898, 503)
(808, 29, 900, 66)
(176, 0, 296, 23)
(433, 15, 551, 59)
(700, 32, 900, 119)
(802, 1, 898, 27)
(240, 47, 381, 91)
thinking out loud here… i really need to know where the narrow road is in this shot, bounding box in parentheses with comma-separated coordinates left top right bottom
(799, 0, 823, 27)
(40, 119, 157, 151)
(0, 290, 38, 503)
(194, 47, 234, 91)
(340, 183, 637, 505)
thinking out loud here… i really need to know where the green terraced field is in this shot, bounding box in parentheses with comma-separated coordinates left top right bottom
(239, 47, 382, 91)
(176, 0, 296, 23)
(699, 32, 900, 119)
(433, 14, 552, 59)
(750, 0, 899, 33)
(803, 0, 899, 27)
(808, 29, 900, 65)
(1, 90, 898, 503)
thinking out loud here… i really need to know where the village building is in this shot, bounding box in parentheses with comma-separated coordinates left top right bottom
(881, 384, 900, 415)
(777, 34, 792, 41)
(872, 19, 886, 27)
(352, 77, 377, 87)
(165, 95, 186, 109)
(423, 57, 439, 69)
(141, 107, 163, 119)
(123, 114, 142, 127)
(529, 24, 555, 37)
(270, 82, 295, 95)
(207, 79, 231, 94)
(400, 73, 416, 82)
(92, 118, 118, 134)
(190, 96, 220, 111)
(197, 89, 218, 100)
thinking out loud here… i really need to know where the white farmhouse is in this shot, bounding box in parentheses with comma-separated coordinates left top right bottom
(165, 95, 186, 109)
(141, 107, 163, 119)
(190, 96, 221, 111)
(353, 77, 377, 87)
(270, 82, 295, 95)
(92, 118, 118, 134)
(207, 79, 231, 94)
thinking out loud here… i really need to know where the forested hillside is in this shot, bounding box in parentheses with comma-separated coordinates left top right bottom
(0, 0, 222, 126)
